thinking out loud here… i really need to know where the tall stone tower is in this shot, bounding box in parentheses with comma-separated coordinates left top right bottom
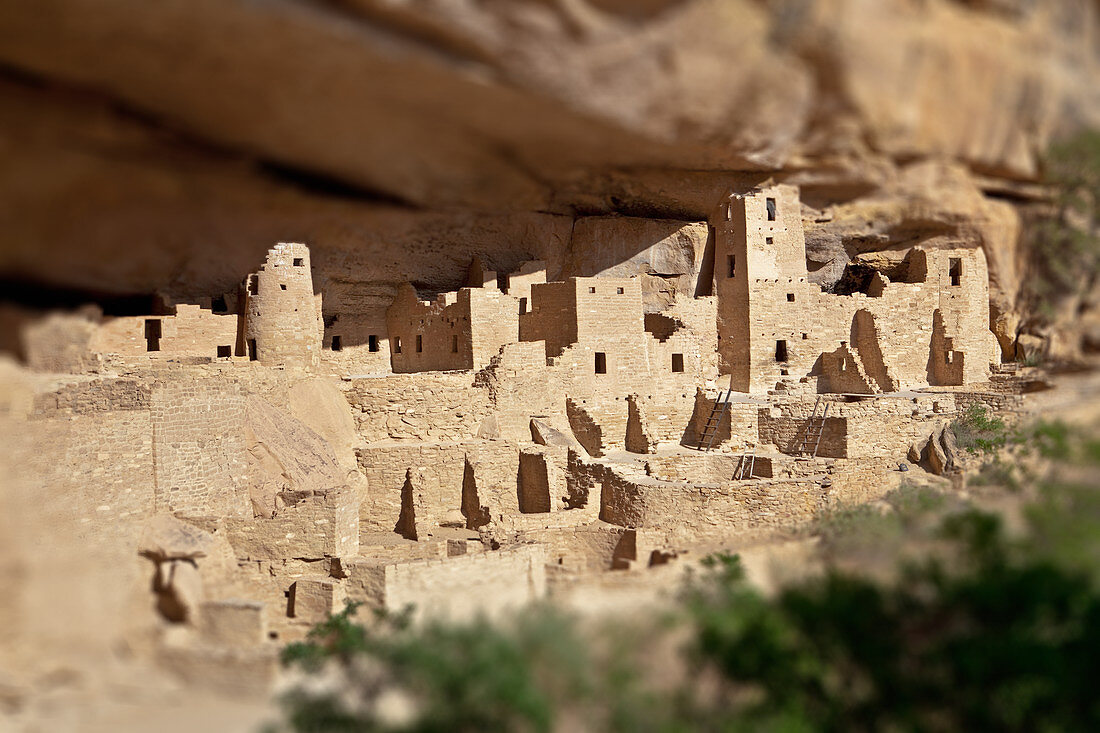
(242, 242, 323, 367)
(711, 184, 807, 391)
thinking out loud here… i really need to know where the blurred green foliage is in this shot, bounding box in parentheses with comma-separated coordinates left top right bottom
(952, 403, 1010, 454)
(1028, 130, 1100, 321)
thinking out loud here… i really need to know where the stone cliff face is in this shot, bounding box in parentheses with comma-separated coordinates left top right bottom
(0, 0, 1098, 351)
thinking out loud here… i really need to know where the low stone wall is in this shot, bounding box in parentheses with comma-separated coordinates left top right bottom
(344, 544, 546, 621)
(599, 468, 826, 544)
(223, 487, 359, 561)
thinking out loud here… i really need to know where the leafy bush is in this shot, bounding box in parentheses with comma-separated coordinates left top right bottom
(684, 513, 1100, 732)
(951, 403, 1010, 454)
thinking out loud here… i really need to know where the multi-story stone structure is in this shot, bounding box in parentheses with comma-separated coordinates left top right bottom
(712, 184, 999, 393)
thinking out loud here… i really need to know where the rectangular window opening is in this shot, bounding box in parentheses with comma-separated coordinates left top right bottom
(247, 338, 257, 361)
(330, 335, 342, 352)
(671, 353, 684, 373)
(211, 295, 228, 313)
(248, 277, 259, 296)
(766, 236, 774, 245)
(727, 254, 736, 278)
(589, 286, 596, 294)
(616, 287, 624, 295)
(802, 333, 809, 340)
(144, 319, 161, 352)
(766, 197, 777, 221)
(367, 334, 378, 352)
(452, 334, 459, 353)
(217, 345, 231, 358)
(594, 352, 607, 374)
(416, 335, 423, 353)
(775, 339, 788, 363)
(280, 283, 287, 290)
(787, 293, 795, 302)
(293, 257, 304, 267)
(839, 358, 847, 372)
(393, 336, 402, 354)
(519, 297, 527, 315)
(945, 351, 953, 365)
(949, 257, 962, 286)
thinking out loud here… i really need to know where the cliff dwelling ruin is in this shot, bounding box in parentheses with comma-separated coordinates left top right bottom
(8, 184, 1027, 691)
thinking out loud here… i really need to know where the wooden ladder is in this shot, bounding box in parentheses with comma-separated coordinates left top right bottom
(698, 389, 732, 452)
(796, 397, 830, 457)
(734, 444, 756, 480)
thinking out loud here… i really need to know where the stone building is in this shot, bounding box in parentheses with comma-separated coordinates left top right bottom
(712, 184, 999, 393)
(386, 283, 520, 373)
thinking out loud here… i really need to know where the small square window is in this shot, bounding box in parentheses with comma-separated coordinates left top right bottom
(217, 345, 231, 358)
(786, 293, 795, 302)
(802, 333, 808, 340)
(293, 258, 303, 266)
(280, 283, 287, 290)
(671, 353, 684, 373)
(368, 335, 378, 352)
(616, 287, 624, 295)
(766, 236, 774, 245)
(589, 287, 596, 294)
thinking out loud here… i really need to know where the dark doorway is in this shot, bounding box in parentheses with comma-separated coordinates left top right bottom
(519, 297, 528, 315)
(949, 258, 962, 286)
(247, 338, 257, 361)
(766, 197, 777, 221)
(775, 339, 788, 362)
(595, 352, 607, 374)
(144, 319, 161, 352)
(367, 334, 378, 352)
(331, 335, 342, 351)
(672, 353, 684, 372)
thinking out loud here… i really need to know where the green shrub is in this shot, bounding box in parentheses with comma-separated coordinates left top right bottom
(951, 403, 1009, 455)
(684, 512, 1100, 732)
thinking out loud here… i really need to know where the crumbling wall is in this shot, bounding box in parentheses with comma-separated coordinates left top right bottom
(344, 373, 493, 442)
(388, 284, 518, 373)
(151, 380, 251, 518)
(357, 441, 519, 534)
(222, 487, 359, 561)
